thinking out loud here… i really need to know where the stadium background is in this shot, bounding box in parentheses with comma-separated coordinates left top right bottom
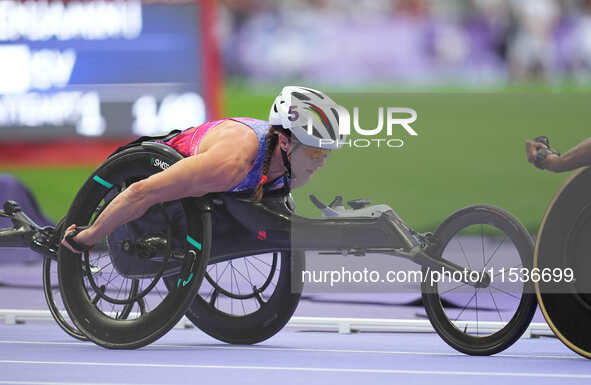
(1, 0, 591, 233)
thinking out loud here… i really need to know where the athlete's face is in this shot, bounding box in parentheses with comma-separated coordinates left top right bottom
(288, 141, 331, 189)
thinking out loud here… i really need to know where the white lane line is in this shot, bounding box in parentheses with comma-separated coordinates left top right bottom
(0, 382, 143, 385)
(150, 344, 578, 360)
(0, 340, 581, 360)
(0, 360, 590, 378)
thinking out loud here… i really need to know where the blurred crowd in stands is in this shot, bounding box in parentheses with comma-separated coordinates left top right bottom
(217, 0, 591, 85)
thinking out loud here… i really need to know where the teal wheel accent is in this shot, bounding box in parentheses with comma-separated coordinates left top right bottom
(186, 235, 202, 250)
(176, 273, 194, 288)
(183, 273, 194, 287)
(92, 175, 114, 189)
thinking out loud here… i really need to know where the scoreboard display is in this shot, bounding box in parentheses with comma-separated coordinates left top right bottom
(0, 0, 219, 141)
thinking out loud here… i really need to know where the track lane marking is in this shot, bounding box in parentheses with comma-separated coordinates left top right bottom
(0, 382, 141, 385)
(0, 360, 590, 378)
(0, 339, 580, 360)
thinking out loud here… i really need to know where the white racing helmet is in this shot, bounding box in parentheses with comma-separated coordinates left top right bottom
(268, 86, 348, 150)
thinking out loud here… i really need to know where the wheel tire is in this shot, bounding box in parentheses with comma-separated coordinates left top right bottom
(58, 145, 211, 349)
(422, 205, 537, 355)
(168, 250, 304, 344)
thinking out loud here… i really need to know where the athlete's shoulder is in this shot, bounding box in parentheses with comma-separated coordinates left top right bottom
(221, 117, 271, 139)
(231, 117, 269, 124)
(200, 119, 259, 154)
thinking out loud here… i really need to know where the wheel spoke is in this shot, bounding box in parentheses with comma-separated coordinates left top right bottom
(439, 282, 470, 295)
(251, 255, 273, 268)
(481, 224, 485, 267)
(115, 276, 126, 302)
(243, 257, 254, 287)
(93, 261, 113, 275)
(488, 288, 503, 322)
(484, 236, 507, 268)
(475, 288, 479, 335)
(246, 258, 271, 279)
(104, 257, 116, 286)
(455, 238, 472, 271)
(229, 264, 246, 314)
(213, 261, 232, 284)
(489, 284, 521, 300)
(231, 261, 256, 285)
(103, 272, 125, 290)
(454, 292, 476, 322)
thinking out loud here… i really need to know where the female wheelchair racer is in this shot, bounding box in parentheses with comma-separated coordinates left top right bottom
(1, 86, 537, 354)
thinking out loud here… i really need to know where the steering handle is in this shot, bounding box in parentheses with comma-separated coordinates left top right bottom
(534, 136, 551, 148)
(534, 136, 561, 156)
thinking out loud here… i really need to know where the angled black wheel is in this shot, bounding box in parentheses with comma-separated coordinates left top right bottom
(422, 205, 537, 355)
(44, 223, 136, 341)
(58, 144, 211, 349)
(43, 256, 88, 341)
(44, 252, 138, 341)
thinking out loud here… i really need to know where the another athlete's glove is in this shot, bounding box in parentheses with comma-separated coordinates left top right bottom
(534, 136, 561, 170)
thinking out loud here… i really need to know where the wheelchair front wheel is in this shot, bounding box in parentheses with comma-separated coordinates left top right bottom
(422, 205, 537, 355)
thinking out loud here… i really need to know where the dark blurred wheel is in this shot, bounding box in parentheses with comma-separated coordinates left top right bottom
(535, 167, 591, 359)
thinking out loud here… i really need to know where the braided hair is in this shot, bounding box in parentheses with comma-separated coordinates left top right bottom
(253, 125, 290, 200)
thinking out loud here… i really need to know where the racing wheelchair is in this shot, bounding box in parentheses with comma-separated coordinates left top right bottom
(0, 139, 538, 355)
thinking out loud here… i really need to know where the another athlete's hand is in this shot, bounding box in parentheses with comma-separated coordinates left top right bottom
(525, 140, 548, 164)
(525, 140, 562, 172)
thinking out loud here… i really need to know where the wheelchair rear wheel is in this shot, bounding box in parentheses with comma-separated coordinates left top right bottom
(166, 250, 304, 344)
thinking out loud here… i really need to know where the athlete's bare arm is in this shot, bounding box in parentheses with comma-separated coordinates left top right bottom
(526, 137, 591, 173)
(63, 121, 258, 249)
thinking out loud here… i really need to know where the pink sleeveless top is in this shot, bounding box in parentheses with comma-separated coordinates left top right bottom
(164, 119, 225, 157)
(163, 118, 290, 192)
